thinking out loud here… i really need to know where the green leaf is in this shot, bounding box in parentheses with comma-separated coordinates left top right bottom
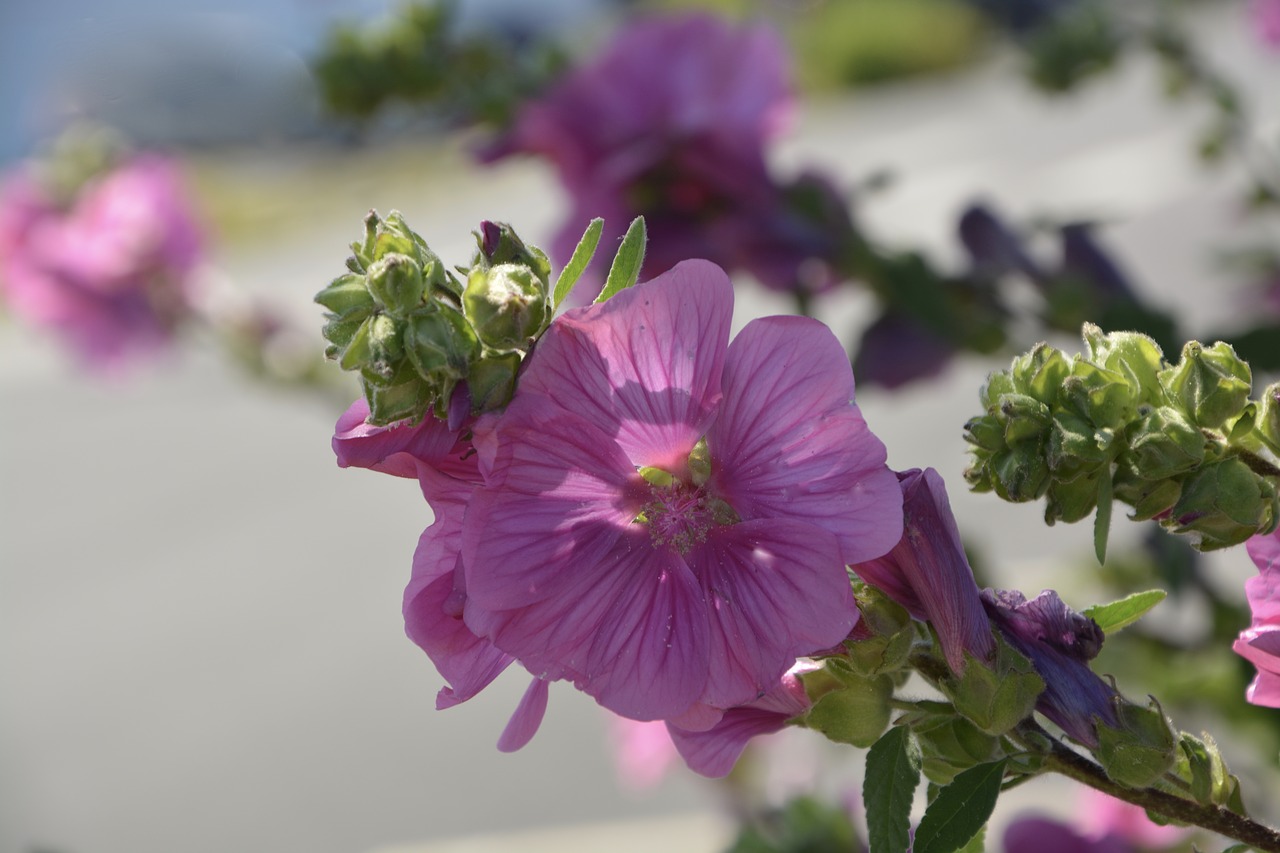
(595, 216, 647, 303)
(552, 218, 603, 308)
(913, 759, 1007, 853)
(1083, 589, 1167, 635)
(1094, 468, 1113, 564)
(864, 726, 921, 853)
(956, 826, 986, 853)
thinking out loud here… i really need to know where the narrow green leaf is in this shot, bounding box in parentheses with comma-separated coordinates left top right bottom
(595, 216, 647, 303)
(1083, 589, 1167, 635)
(914, 759, 1007, 853)
(864, 727, 921, 853)
(1094, 469, 1113, 564)
(552, 218, 603, 308)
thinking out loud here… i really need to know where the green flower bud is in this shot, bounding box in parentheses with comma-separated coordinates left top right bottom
(980, 370, 1017, 409)
(803, 671, 894, 748)
(1047, 411, 1112, 482)
(1044, 469, 1103, 525)
(466, 352, 521, 414)
(315, 272, 377, 319)
(474, 220, 552, 286)
(1112, 460, 1182, 521)
(990, 442, 1052, 502)
(1256, 382, 1280, 456)
(940, 636, 1044, 736)
(464, 263, 550, 351)
(1082, 325, 1165, 407)
(361, 313, 403, 381)
(846, 586, 915, 677)
(1095, 698, 1177, 789)
(1010, 343, 1072, 405)
(362, 360, 434, 426)
(1062, 361, 1135, 429)
(914, 716, 1003, 785)
(1160, 340, 1252, 429)
(366, 253, 427, 316)
(1127, 406, 1205, 480)
(998, 393, 1053, 444)
(1166, 457, 1279, 550)
(403, 303, 479, 382)
(963, 413, 1006, 454)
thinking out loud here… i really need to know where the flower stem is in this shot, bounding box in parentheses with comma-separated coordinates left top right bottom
(1018, 723, 1280, 852)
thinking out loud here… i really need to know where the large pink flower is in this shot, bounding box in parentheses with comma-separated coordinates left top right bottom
(459, 260, 902, 727)
(1234, 530, 1280, 707)
(484, 14, 849, 298)
(0, 154, 203, 367)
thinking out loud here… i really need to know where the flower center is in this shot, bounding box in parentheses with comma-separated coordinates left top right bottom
(635, 454, 738, 555)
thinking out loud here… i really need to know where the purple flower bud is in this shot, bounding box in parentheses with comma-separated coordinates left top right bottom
(852, 469, 996, 673)
(981, 589, 1117, 746)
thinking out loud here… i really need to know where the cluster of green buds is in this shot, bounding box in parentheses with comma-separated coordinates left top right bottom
(316, 212, 554, 426)
(964, 324, 1280, 554)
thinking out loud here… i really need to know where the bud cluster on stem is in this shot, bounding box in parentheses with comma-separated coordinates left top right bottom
(964, 324, 1280, 554)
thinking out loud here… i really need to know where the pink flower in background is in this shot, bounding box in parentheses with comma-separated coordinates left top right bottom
(1077, 789, 1187, 849)
(608, 715, 681, 789)
(1252, 0, 1280, 48)
(0, 154, 203, 367)
(459, 260, 901, 735)
(485, 14, 850, 297)
(1234, 530, 1280, 707)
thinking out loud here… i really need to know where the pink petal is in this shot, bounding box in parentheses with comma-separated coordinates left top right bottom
(513, 260, 732, 474)
(1244, 553, 1280, 624)
(467, 542, 711, 722)
(333, 398, 479, 482)
(667, 673, 809, 778)
(497, 677, 551, 752)
(710, 316, 903, 564)
(403, 472, 513, 709)
(462, 411, 646, 611)
(692, 519, 854, 707)
(1246, 670, 1280, 707)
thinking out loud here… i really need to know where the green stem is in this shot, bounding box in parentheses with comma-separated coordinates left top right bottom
(1014, 723, 1280, 852)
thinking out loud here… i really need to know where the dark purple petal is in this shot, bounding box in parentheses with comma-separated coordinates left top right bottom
(710, 315, 902, 564)
(853, 311, 958, 390)
(1003, 815, 1131, 853)
(853, 469, 995, 672)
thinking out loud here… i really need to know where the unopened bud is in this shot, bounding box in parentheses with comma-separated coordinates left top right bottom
(940, 636, 1044, 736)
(802, 669, 894, 748)
(1095, 698, 1177, 788)
(466, 352, 521, 414)
(915, 716, 1003, 784)
(1128, 406, 1205, 480)
(403, 303, 478, 381)
(473, 220, 552, 285)
(1167, 457, 1278, 551)
(367, 253, 426, 315)
(464, 264, 550, 351)
(1160, 340, 1251, 429)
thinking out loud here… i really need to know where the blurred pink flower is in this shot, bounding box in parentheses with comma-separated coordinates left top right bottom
(1234, 530, 1280, 707)
(1251, 0, 1280, 48)
(608, 715, 681, 790)
(0, 154, 203, 367)
(1077, 789, 1187, 849)
(484, 14, 850, 298)
(460, 259, 901, 737)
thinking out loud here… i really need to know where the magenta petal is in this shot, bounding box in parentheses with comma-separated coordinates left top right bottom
(497, 678, 551, 752)
(1244, 552, 1280, 625)
(514, 260, 732, 473)
(693, 519, 854, 708)
(1246, 669, 1280, 707)
(333, 398, 478, 482)
(709, 315, 902, 564)
(468, 543, 711, 721)
(403, 474, 513, 709)
(667, 674, 809, 778)
(463, 413, 646, 611)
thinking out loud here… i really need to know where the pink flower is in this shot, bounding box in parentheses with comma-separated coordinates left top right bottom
(484, 14, 849, 298)
(1077, 789, 1187, 849)
(0, 154, 203, 367)
(607, 715, 681, 789)
(460, 260, 902, 731)
(1252, 0, 1280, 49)
(850, 468, 995, 673)
(666, 668, 812, 778)
(1233, 530, 1280, 707)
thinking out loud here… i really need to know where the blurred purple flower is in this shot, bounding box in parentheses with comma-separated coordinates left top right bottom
(484, 14, 849, 298)
(1234, 530, 1280, 707)
(667, 667, 811, 778)
(460, 260, 902, 731)
(852, 311, 958, 390)
(0, 154, 203, 368)
(1004, 815, 1131, 853)
(1252, 0, 1280, 48)
(981, 589, 1117, 746)
(851, 468, 996, 673)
